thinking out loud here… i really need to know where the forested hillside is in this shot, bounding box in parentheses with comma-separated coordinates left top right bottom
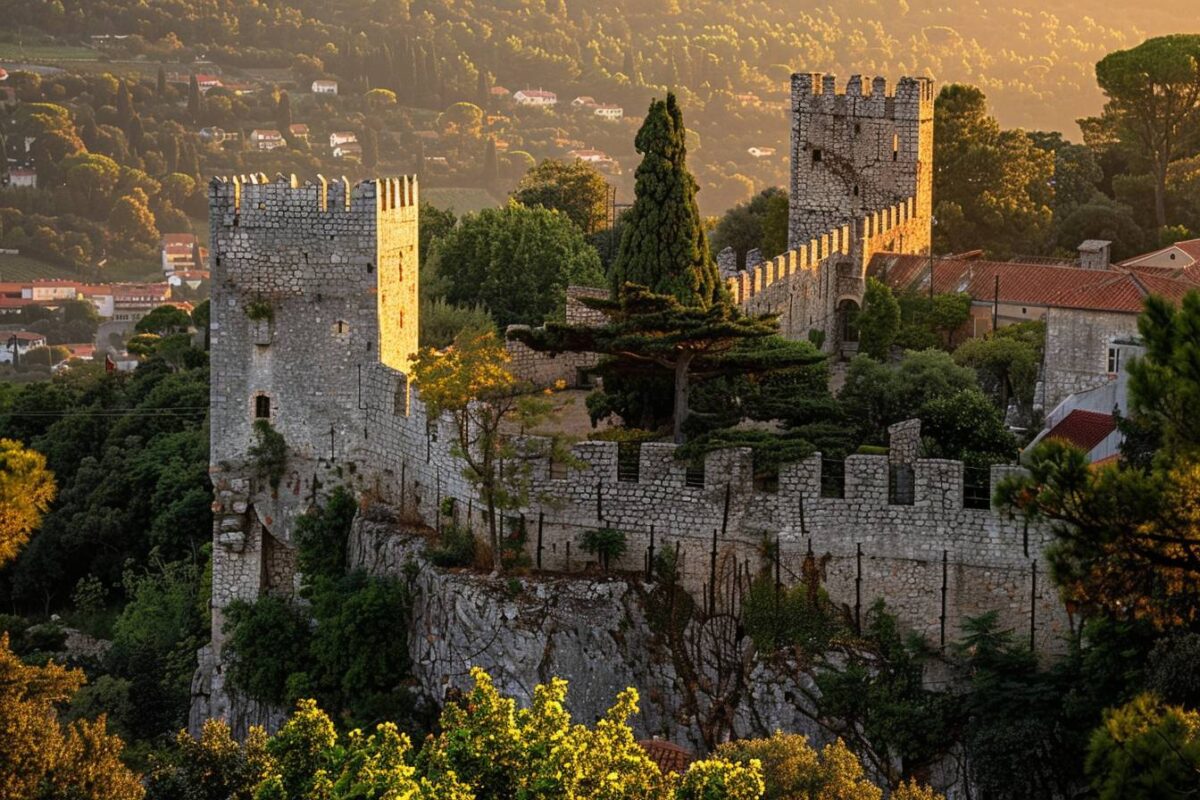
(0, 0, 1188, 214)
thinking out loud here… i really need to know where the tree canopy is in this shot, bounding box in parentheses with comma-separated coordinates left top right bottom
(610, 93, 720, 308)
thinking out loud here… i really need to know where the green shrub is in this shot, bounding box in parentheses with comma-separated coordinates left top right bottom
(429, 523, 476, 568)
(742, 574, 845, 656)
(249, 419, 287, 489)
(223, 596, 312, 707)
(580, 527, 627, 572)
(295, 486, 357, 582)
(244, 298, 274, 322)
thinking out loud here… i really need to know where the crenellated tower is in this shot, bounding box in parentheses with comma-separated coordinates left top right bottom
(789, 73, 933, 256)
(208, 174, 419, 470)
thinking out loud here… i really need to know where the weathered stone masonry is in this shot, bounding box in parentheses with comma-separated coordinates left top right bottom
(727, 74, 934, 351)
(207, 76, 1064, 684)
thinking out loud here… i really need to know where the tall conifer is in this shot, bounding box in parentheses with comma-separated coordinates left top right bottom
(611, 92, 720, 308)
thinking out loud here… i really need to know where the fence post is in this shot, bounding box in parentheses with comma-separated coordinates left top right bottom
(536, 511, 544, 570)
(940, 550, 948, 652)
(855, 542, 863, 634)
(721, 483, 731, 537)
(1030, 559, 1038, 652)
(647, 525, 655, 582)
(709, 528, 718, 616)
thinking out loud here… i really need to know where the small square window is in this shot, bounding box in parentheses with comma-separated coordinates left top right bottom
(255, 395, 271, 419)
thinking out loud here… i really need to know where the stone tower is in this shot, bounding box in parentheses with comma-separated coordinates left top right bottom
(209, 175, 419, 470)
(788, 73, 933, 255)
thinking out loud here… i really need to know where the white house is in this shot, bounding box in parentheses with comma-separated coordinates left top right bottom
(329, 131, 358, 148)
(161, 233, 199, 276)
(572, 96, 596, 107)
(593, 105, 624, 120)
(312, 79, 338, 95)
(747, 146, 776, 158)
(333, 142, 363, 160)
(0, 331, 47, 363)
(567, 149, 609, 164)
(7, 168, 36, 188)
(514, 89, 558, 107)
(248, 129, 285, 151)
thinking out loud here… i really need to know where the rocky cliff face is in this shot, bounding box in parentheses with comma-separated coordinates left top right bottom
(349, 509, 827, 753)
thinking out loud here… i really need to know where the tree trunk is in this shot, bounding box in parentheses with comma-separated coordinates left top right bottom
(486, 489, 501, 574)
(672, 351, 695, 444)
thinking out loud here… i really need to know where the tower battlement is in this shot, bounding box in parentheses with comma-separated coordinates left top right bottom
(791, 73, 935, 117)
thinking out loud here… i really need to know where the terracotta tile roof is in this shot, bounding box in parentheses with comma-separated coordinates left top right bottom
(868, 254, 1199, 314)
(638, 740, 693, 775)
(1045, 409, 1117, 452)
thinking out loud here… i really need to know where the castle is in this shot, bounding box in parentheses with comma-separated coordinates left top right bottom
(205, 76, 1063, 685)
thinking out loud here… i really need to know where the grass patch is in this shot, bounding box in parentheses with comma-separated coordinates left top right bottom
(0, 252, 87, 281)
(0, 43, 98, 61)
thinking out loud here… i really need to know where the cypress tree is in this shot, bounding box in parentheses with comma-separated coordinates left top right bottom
(187, 74, 203, 122)
(482, 137, 499, 188)
(276, 90, 292, 132)
(611, 92, 720, 309)
(116, 79, 133, 131)
(476, 69, 490, 108)
(361, 128, 379, 170)
(156, 65, 167, 97)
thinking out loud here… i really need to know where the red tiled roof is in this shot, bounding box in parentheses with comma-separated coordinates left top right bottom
(637, 740, 693, 775)
(868, 254, 1198, 314)
(5, 331, 46, 342)
(1045, 410, 1117, 452)
(161, 233, 197, 246)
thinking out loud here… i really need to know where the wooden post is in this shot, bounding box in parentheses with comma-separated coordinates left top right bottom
(647, 525, 655, 582)
(435, 469, 442, 536)
(709, 528, 718, 617)
(536, 511, 544, 570)
(1030, 559, 1038, 652)
(855, 542, 863, 634)
(940, 549, 948, 652)
(721, 483, 731, 537)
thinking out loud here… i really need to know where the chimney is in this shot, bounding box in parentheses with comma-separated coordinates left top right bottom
(1078, 240, 1112, 270)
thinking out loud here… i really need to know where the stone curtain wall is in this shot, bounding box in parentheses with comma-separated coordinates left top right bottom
(504, 286, 608, 387)
(207, 174, 1067, 663)
(727, 196, 928, 342)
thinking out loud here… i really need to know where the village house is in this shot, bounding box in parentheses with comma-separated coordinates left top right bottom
(0, 331, 47, 364)
(161, 233, 200, 276)
(7, 168, 36, 188)
(248, 129, 285, 151)
(194, 74, 223, 92)
(593, 104, 624, 120)
(514, 89, 558, 107)
(311, 79, 338, 95)
(168, 270, 210, 291)
(572, 95, 596, 107)
(748, 146, 776, 158)
(329, 131, 358, 148)
(489, 86, 511, 99)
(111, 283, 172, 324)
(78, 285, 115, 318)
(333, 142, 363, 160)
(288, 124, 310, 144)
